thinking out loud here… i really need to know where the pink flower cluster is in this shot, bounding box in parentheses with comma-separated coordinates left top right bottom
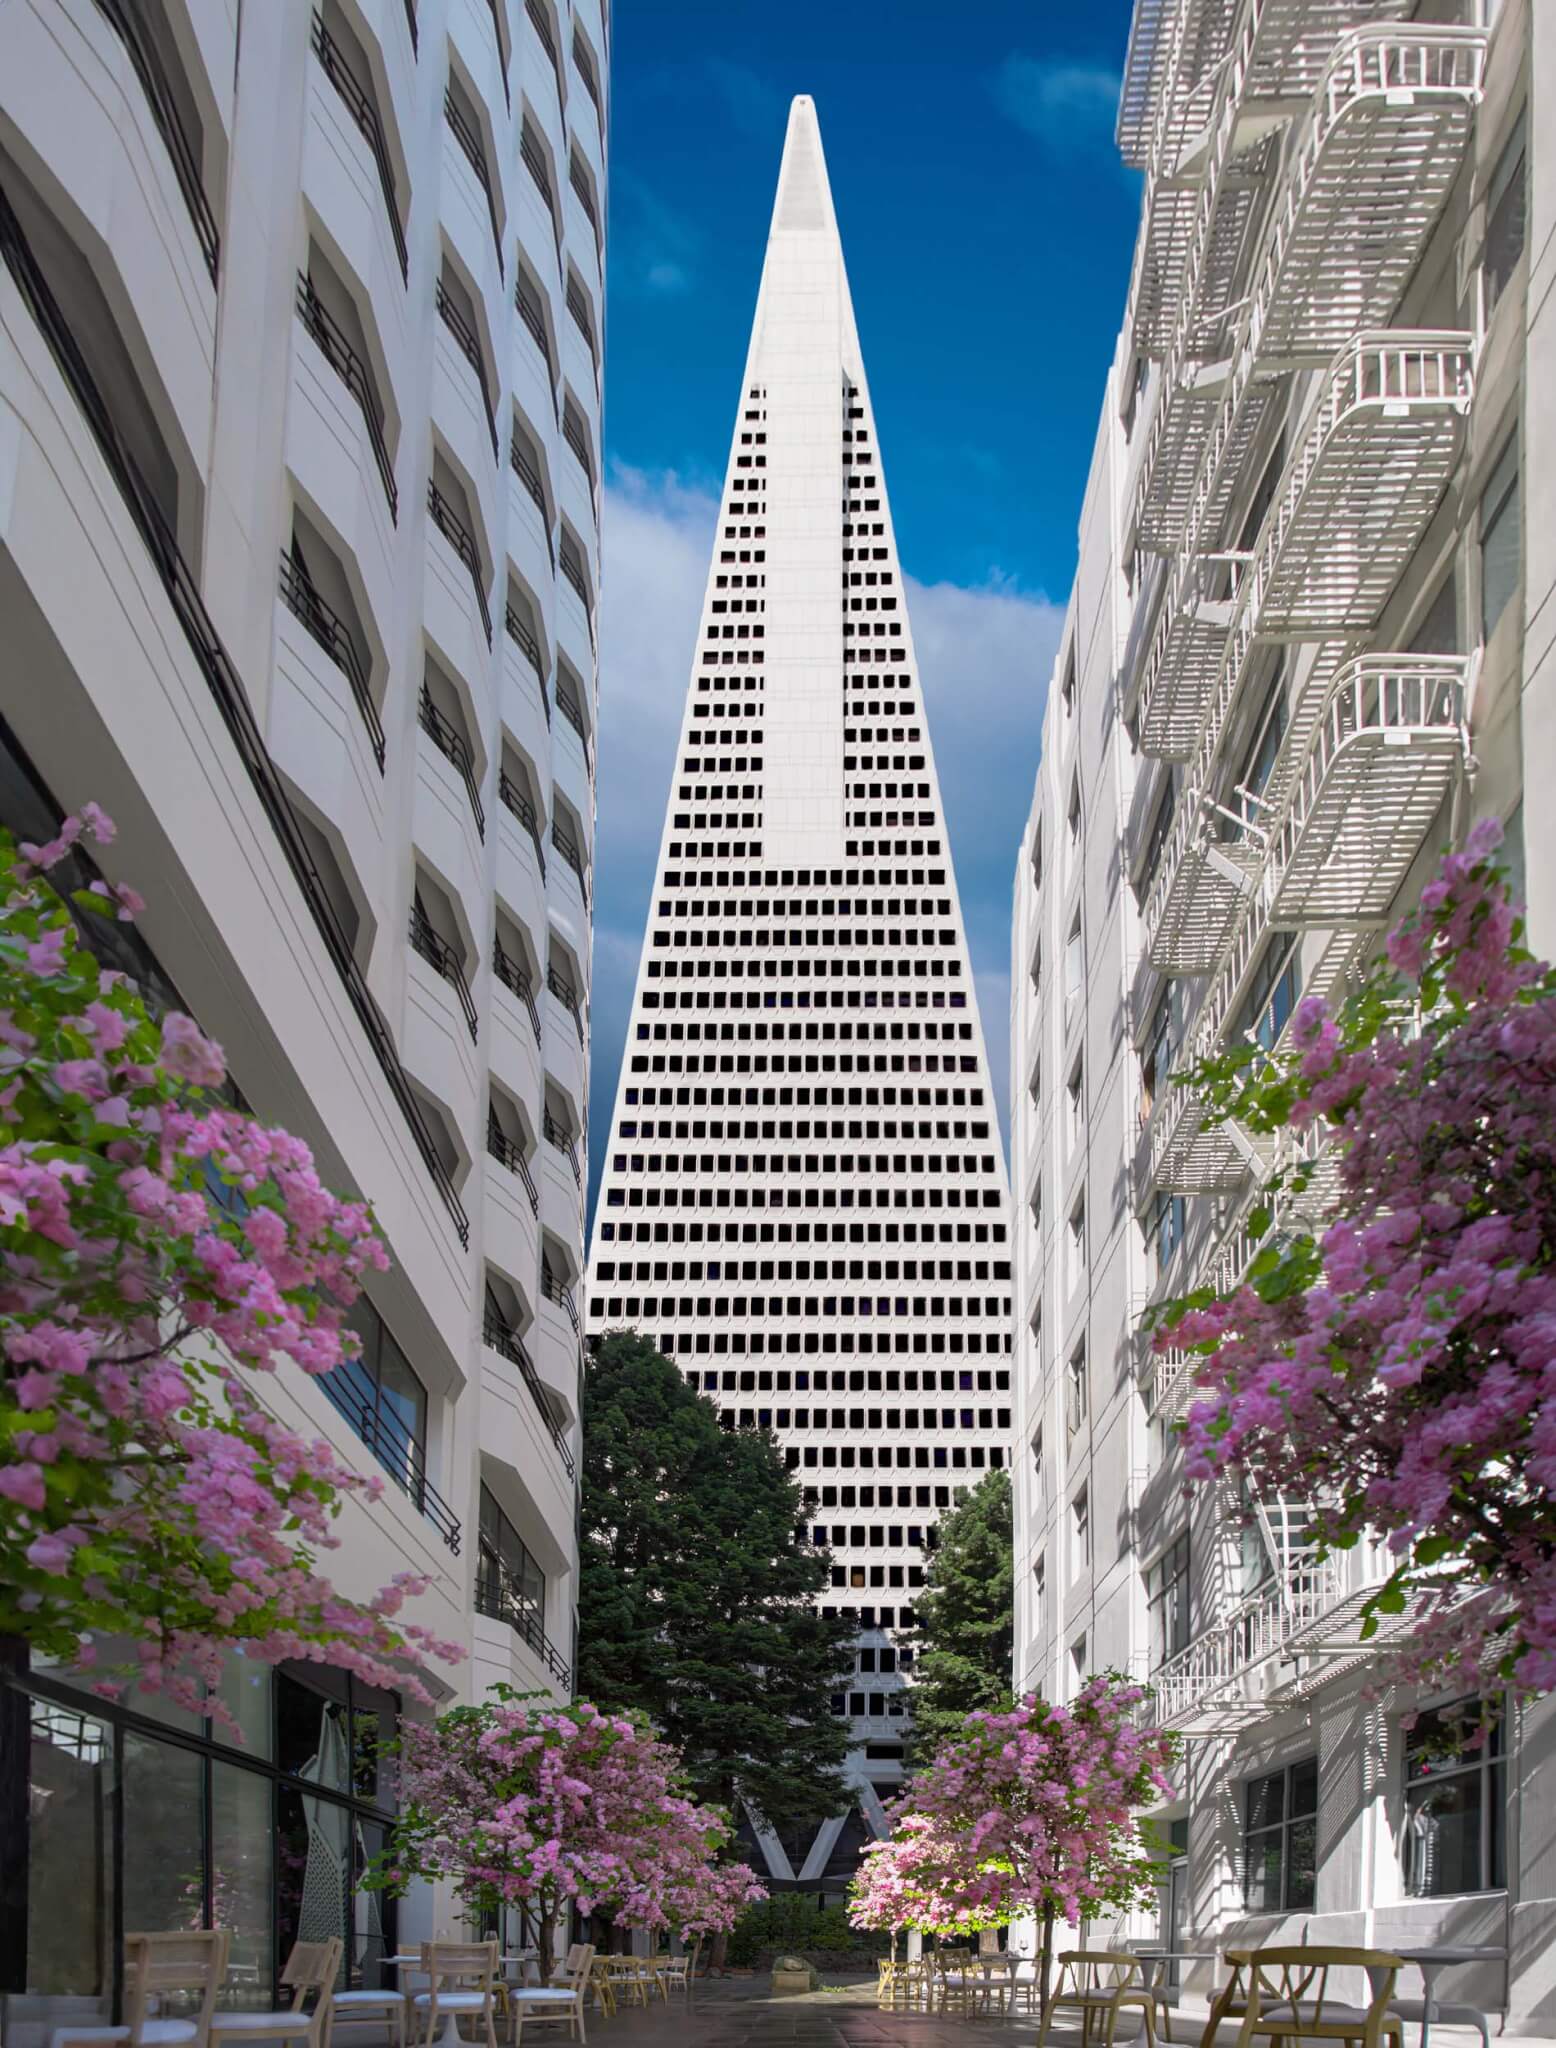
(849, 1676, 1175, 1940)
(0, 807, 461, 1716)
(372, 1696, 765, 1967)
(1157, 820, 1556, 1698)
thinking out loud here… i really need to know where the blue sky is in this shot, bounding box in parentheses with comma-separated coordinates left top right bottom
(589, 0, 1142, 1199)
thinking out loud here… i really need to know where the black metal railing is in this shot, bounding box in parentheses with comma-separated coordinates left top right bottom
(295, 273, 397, 519)
(520, 124, 558, 248)
(402, 0, 418, 54)
(543, 1108, 581, 1187)
(571, 29, 601, 115)
(498, 771, 548, 875)
(482, 1307, 576, 1480)
(418, 684, 485, 837)
(568, 155, 600, 242)
(475, 1556, 572, 1686)
(509, 436, 555, 566)
(92, 0, 220, 280)
(0, 183, 466, 1245)
(493, 938, 543, 1042)
(525, 0, 564, 104)
(427, 481, 493, 645)
(558, 532, 591, 617)
(480, 0, 511, 107)
(487, 1108, 539, 1211)
(554, 680, 593, 778)
(435, 275, 499, 461)
(561, 404, 594, 490)
(565, 276, 596, 357)
(443, 92, 504, 274)
(503, 601, 549, 696)
(278, 551, 387, 770)
(319, 1352, 461, 1551)
(541, 1258, 580, 1334)
(409, 903, 478, 1041)
(312, 12, 407, 282)
(547, 964, 585, 1047)
(552, 820, 589, 906)
(514, 274, 557, 399)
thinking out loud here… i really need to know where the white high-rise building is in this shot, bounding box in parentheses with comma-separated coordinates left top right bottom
(1012, 0, 1554, 2022)
(586, 98, 1013, 1890)
(0, 0, 603, 2021)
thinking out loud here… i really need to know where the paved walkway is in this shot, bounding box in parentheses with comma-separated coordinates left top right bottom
(598, 1976, 1556, 2048)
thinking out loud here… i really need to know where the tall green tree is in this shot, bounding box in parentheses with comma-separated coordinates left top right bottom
(578, 1332, 853, 1835)
(907, 1468, 1013, 1758)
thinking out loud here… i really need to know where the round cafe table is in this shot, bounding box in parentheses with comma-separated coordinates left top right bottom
(1393, 1945, 1506, 2048)
(384, 1952, 538, 2048)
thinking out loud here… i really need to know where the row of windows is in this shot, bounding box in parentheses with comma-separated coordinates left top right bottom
(663, 866, 946, 893)
(600, 1221, 1006, 1247)
(814, 1525, 937, 1549)
(650, 931, 958, 955)
(645, 953, 959, 980)
(688, 1368, 1008, 1393)
(603, 1298, 1009, 1329)
(794, 1446, 1007, 1472)
(648, 1330, 1014, 1361)
(822, 1604, 914, 1627)
(605, 1256, 1010, 1282)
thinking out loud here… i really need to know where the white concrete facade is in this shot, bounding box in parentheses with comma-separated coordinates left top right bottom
(586, 99, 1014, 1891)
(0, 0, 604, 2018)
(1012, 0, 1555, 2025)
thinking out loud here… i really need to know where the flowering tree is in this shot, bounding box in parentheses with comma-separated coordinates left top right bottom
(1154, 822, 1556, 1703)
(0, 807, 460, 1716)
(851, 1677, 1174, 2006)
(368, 1691, 764, 1976)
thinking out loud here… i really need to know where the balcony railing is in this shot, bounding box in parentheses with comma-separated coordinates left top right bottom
(544, 1109, 582, 1187)
(547, 964, 585, 1047)
(443, 91, 504, 275)
(552, 820, 590, 906)
(479, 0, 511, 109)
(487, 1108, 539, 1213)
(562, 404, 595, 491)
(520, 125, 560, 255)
(525, 0, 564, 105)
(569, 155, 601, 252)
(566, 275, 596, 358)
(1150, 1551, 1348, 1735)
(482, 1307, 576, 1481)
(312, 12, 407, 282)
(493, 938, 543, 1042)
(1130, 552, 1247, 761)
(0, 184, 466, 1247)
(435, 276, 499, 461)
(475, 1557, 571, 1688)
(554, 680, 593, 777)
(418, 684, 485, 838)
(1264, 655, 1470, 928)
(92, 0, 220, 280)
(409, 903, 477, 1041)
(278, 551, 386, 772)
(296, 273, 397, 520)
(1141, 785, 1262, 974)
(427, 481, 493, 645)
(319, 1351, 461, 1552)
(572, 29, 602, 115)
(498, 771, 548, 876)
(509, 435, 556, 566)
(515, 275, 559, 414)
(504, 600, 550, 698)
(558, 533, 593, 622)
(541, 1258, 581, 1334)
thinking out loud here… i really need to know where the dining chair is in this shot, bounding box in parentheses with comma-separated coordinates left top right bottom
(507, 1945, 595, 2046)
(1036, 1951, 1157, 2048)
(1229, 1948, 1407, 2048)
(407, 1943, 500, 2048)
(210, 1939, 341, 2048)
(52, 1933, 233, 2048)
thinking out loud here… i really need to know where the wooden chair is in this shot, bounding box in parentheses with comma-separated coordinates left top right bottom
(52, 1933, 232, 2048)
(656, 1955, 690, 1994)
(1231, 1949, 1406, 2048)
(507, 1945, 594, 2045)
(326, 1978, 405, 2048)
(1037, 1952, 1157, 2048)
(407, 1943, 500, 2048)
(211, 1940, 341, 2048)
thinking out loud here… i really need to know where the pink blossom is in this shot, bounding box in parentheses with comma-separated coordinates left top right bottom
(159, 1013, 227, 1088)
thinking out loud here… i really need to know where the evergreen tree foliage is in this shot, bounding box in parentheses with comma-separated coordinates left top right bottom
(579, 1332, 854, 1832)
(907, 1468, 1013, 1758)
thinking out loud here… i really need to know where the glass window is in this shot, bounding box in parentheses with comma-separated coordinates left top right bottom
(476, 1485, 548, 1646)
(321, 1298, 430, 1504)
(1404, 1700, 1507, 1898)
(1150, 1188, 1185, 1276)
(24, 1697, 114, 2004)
(1141, 990, 1176, 1116)
(1480, 436, 1521, 641)
(1236, 935, 1302, 1053)
(1484, 108, 1527, 315)
(1147, 1533, 1191, 1668)
(1243, 1756, 1318, 1911)
(1139, 782, 1177, 903)
(123, 1731, 206, 1939)
(1220, 675, 1286, 841)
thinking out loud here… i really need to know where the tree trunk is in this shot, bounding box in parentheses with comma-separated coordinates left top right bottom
(708, 1929, 729, 1976)
(538, 1906, 557, 1983)
(689, 1937, 702, 1982)
(1038, 1904, 1056, 2022)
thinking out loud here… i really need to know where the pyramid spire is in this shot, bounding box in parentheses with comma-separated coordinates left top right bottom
(588, 99, 1013, 1890)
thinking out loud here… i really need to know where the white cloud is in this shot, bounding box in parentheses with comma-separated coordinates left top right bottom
(993, 55, 1122, 148)
(589, 467, 1061, 1193)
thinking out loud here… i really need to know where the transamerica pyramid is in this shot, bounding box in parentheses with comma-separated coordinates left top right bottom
(586, 97, 1014, 1891)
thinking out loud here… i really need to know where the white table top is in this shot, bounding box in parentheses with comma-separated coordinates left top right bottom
(1395, 1948, 1506, 1966)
